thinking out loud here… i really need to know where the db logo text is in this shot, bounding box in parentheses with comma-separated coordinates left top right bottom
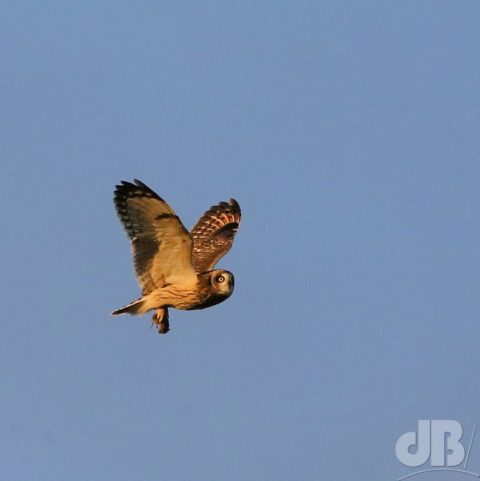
(396, 420, 464, 467)
(395, 420, 479, 480)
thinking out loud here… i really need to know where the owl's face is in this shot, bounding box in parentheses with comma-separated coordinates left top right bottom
(210, 269, 234, 295)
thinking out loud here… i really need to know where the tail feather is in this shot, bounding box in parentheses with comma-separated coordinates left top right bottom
(111, 298, 146, 316)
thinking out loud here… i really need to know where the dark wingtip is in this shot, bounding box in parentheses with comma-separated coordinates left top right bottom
(114, 180, 135, 195)
(113, 179, 163, 202)
(229, 198, 241, 216)
(133, 178, 147, 188)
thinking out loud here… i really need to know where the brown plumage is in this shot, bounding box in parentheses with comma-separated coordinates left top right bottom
(111, 179, 241, 334)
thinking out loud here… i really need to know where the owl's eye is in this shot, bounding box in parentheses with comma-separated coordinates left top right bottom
(216, 275, 225, 283)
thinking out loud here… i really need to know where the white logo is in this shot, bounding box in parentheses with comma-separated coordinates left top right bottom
(396, 420, 464, 467)
(395, 420, 479, 480)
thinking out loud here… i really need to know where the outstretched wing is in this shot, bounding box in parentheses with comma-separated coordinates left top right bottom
(114, 179, 197, 294)
(191, 199, 241, 273)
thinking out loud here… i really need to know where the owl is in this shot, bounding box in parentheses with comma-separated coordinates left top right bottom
(111, 179, 241, 334)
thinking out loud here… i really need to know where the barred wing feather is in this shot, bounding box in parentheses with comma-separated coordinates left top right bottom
(191, 199, 241, 273)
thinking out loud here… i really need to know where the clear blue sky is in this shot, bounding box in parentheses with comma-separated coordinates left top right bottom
(2, 2, 480, 480)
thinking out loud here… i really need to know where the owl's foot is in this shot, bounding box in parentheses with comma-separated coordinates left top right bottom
(152, 307, 170, 334)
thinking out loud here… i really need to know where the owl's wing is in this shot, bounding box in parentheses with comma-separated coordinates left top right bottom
(191, 199, 241, 273)
(114, 179, 197, 294)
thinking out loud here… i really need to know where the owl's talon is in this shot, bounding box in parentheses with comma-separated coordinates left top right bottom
(152, 308, 170, 334)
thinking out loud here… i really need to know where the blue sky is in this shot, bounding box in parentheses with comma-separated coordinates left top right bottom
(2, 2, 480, 480)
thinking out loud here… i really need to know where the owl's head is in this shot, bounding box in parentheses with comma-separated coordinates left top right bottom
(209, 269, 235, 295)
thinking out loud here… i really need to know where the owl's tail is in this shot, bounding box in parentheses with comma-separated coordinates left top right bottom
(111, 297, 147, 316)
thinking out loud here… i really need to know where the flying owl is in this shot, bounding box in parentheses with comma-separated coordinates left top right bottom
(111, 179, 241, 334)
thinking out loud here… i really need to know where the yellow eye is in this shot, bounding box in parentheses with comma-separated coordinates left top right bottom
(216, 275, 225, 283)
